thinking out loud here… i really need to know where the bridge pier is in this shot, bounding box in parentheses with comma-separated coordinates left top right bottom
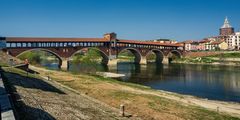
(162, 56, 169, 64)
(60, 59, 69, 70)
(139, 56, 147, 65)
(108, 59, 118, 66)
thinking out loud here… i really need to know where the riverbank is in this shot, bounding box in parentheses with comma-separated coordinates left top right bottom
(174, 52, 240, 66)
(18, 65, 240, 119)
(173, 57, 240, 66)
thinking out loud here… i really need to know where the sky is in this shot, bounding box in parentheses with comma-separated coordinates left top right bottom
(0, 0, 240, 41)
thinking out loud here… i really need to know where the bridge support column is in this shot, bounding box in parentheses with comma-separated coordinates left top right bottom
(108, 59, 118, 66)
(60, 59, 69, 70)
(139, 56, 147, 65)
(162, 56, 169, 64)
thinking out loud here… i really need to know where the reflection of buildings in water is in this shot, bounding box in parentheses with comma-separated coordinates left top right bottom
(229, 80, 240, 92)
(223, 75, 240, 92)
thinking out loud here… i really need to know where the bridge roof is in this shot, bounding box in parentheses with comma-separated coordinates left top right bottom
(5, 37, 182, 47)
(6, 37, 108, 42)
(118, 39, 182, 47)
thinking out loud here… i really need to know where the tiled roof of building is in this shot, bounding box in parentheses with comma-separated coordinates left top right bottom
(211, 40, 225, 45)
(181, 40, 194, 44)
(198, 40, 211, 43)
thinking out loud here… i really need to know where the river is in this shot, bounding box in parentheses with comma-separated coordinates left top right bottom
(41, 60, 240, 102)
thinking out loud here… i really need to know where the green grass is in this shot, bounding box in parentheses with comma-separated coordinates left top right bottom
(109, 91, 137, 100)
(210, 52, 240, 58)
(0, 62, 9, 67)
(174, 57, 219, 64)
(146, 94, 240, 120)
(91, 74, 151, 90)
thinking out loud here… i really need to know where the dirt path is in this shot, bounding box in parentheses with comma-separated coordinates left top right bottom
(2, 67, 138, 120)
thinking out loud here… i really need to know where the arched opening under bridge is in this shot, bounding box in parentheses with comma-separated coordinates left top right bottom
(16, 48, 62, 69)
(118, 48, 142, 64)
(146, 49, 165, 64)
(168, 50, 182, 63)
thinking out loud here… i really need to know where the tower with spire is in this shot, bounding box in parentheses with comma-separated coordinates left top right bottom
(219, 17, 235, 36)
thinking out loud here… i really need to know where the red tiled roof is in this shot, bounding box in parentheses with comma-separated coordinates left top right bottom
(118, 39, 182, 47)
(211, 40, 225, 45)
(6, 37, 109, 42)
(198, 40, 211, 43)
(182, 40, 194, 44)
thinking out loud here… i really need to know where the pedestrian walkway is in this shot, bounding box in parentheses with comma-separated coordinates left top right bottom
(0, 73, 15, 120)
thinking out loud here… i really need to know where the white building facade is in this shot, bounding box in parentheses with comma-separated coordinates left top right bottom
(228, 32, 240, 50)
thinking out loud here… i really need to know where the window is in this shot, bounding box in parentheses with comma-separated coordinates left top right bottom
(27, 43, 31, 47)
(64, 42, 67, 47)
(6, 43, 10, 47)
(71, 43, 75, 47)
(17, 43, 21, 47)
(59, 43, 63, 47)
(12, 43, 17, 47)
(23, 43, 27, 47)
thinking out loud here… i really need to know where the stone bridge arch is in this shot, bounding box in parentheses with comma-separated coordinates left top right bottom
(69, 47, 109, 65)
(168, 50, 182, 58)
(146, 49, 165, 64)
(14, 48, 63, 68)
(118, 48, 145, 64)
(167, 50, 182, 63)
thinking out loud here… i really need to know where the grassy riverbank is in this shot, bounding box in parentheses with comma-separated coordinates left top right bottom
(173, 52, 240, 65)
(3, 65, 238, 120)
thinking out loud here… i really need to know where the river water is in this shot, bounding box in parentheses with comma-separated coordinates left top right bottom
(41, 61, 240, 102)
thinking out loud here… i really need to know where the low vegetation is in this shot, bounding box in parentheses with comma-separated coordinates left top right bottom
(16, 66, 238, 120)
(210, 52, 240, 58)
(174, 52, 240, 64)
(174, 57, 218, 64)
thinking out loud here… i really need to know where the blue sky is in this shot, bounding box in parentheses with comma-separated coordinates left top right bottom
(0, 0, 240, 41)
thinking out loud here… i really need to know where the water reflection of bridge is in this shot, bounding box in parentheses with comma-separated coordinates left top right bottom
(4, 33, 184, 69)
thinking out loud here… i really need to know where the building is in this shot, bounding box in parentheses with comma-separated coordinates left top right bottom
(228, 32, 240, 50)
(182, 40, 193, 51)
(198, 39, 212, 50)
(219, 17, 235, 36)
(191, 41, 199, 50)
(150, 39, 177, 44)
(218, 17, 236, 49)
(182, 17, 237, 51)
(210, 40, 228, 50)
